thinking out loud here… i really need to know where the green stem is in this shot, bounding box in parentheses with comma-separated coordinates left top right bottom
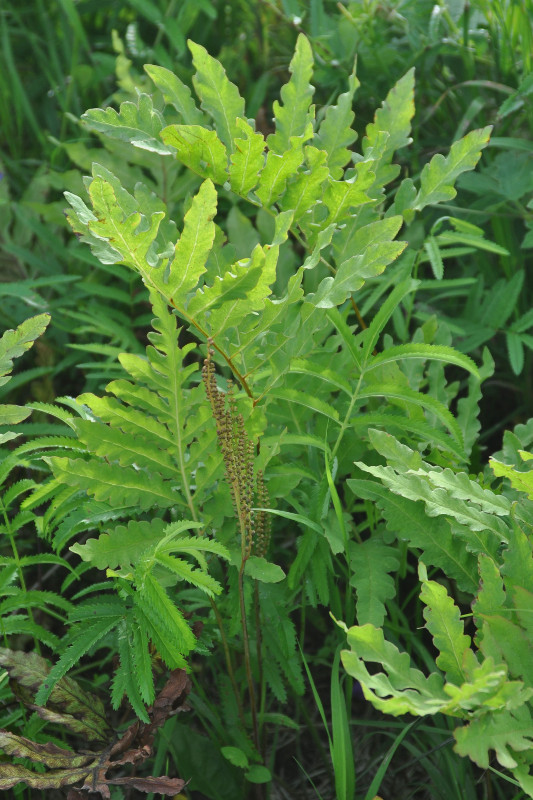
(0, 498, 41, 655)
(238, 560, 260, 754)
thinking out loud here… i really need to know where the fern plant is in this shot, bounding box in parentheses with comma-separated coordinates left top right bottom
(344, 427, 533, 796)
(9, 32, 500, 797)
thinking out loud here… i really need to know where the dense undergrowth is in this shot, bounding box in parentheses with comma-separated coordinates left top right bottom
(1, 2, 533, 799)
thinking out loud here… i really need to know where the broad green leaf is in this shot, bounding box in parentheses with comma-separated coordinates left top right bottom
(365, 344, 479, 378)
(229, 118, 266, 196)
(420, 578, 472, 685)
(189, 40, 246, 152)
(49, 457, 178, 511)
(347, 480, 478, 592)
(244, 556, 285, 583)
(361, 279, 418, 363)
(82, 94, 172, 154)
(270, 387, 340, 423)
(412, 127, 492, 211)
(357, 463, 509, 545)
(0, 405, 31, 425)
(268, 34, 314, 155)
(160, 124, 228, 183)
(165, 179, 217, 301)
(246, 765, 272, 784)
(349, 536, 399, 627)
(194, 211, 293, 336)
(71, 518, 168, 569)
(221, 746, 249, 768)
(356, 384, 463, 445)
(144, 63, 204, 124)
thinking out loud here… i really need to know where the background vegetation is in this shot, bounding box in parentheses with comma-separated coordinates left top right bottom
(1, 1, 533, 799)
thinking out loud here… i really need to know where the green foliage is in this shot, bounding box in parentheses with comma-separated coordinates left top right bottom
(343, 429, 533, 794)
(2, 3, 533, 799)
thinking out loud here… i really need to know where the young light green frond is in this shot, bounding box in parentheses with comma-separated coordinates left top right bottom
(490, 458, 533, 499)
(255, 137, 307, 208)
(229, 118, 266, 197)
(420, 578, 473, 686)
(87, 178, 165, 275)
(321, 167, 374, 227)
(365, 343, 479, 378)
(144, 64, 204, 125)
(363, 68, 415, 165)
(412, 127, 492, 211)
(341, 623, 448, 716)
(187, 245, 265, 320)
(349, 536, 399, 627)
(367, 428, 425, 470)
(82, 94, 171, 154)
(161, 124, 228, 184)
(312, 240, 406, 308)
(268, 34, 315, 156)
(35, 617, 119, 706)
(314, 75, 358, 179)
(49, 457, 178, 511)
(454, 706, 533, 770)
(441, 658, 513, 715)
(347, 479, 478, 592)
(70, 518, 168, 570)
(279, 146, 329, 221)
(165, 179, 217, 302)
(189, 40, 246, 153)
(0, 313, 50, 381)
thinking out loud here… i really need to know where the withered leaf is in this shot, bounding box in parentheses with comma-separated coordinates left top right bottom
(0, 666, 191, 797)
(0, 647, 110, 743)
(0, 763, 92, 790)
(0, 731, 94, 768)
